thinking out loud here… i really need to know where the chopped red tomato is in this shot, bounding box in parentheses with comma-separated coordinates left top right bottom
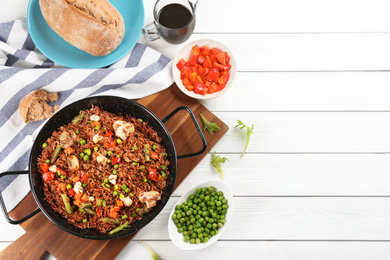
(40, 163, 49, 173)
(105, 138, 117, 148)
(42, 171, 55, 182)
(103, 131, 113, 137)
(176, 45, 231, 95)
(150, 150, 159, 160)
(176, 58, 186, 71)
(112, 157, 121, 165)
(57, 168, 67, 176)
(148, 168, 157, 181)
(68, 189, 76, 197)
(81, 174, 88, 182)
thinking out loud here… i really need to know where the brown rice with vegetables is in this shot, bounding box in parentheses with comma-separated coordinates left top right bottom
(37, 106, 170, 234)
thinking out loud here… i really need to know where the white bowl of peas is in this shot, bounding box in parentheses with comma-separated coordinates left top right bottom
(168, 179, 234, 250)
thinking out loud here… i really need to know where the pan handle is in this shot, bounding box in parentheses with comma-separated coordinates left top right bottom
(0, 171, 41, 224)
(162, 106, 207, 159)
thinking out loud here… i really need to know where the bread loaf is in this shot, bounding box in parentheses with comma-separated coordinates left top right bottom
(19, 90, 59, 123)
(39, 0, 125, 56)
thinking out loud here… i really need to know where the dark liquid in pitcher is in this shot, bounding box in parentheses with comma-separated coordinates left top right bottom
(158, 3, 192, 29)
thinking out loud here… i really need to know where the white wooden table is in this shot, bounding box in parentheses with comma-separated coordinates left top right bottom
(2, 0, 390, 259)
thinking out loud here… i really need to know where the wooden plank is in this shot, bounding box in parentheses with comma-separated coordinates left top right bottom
(139, 33, 390, 71)
(173, 154, 390, 196)
(135, 197, 390, 240)
(208, 112, 390, 153)
(117, 241, 390, 260)
(199, 72, 390, 112)
(4, 0, 390, 33)
(0, 85, 228, 260)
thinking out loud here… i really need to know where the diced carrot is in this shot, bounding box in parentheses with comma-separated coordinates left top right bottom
(64, 147, 74, 155)
(81, 174, 88, 182)
(116, 201, 123, 207)
(109, 211, 119, 219)
(73, 199, 82, 207)
(113, 206, 121, 212)
(72, 176, 80, 183)
(81, 193, 89, 202)
(58, 183, 67, 193)
(74, 192, 83, 200)
(92, 121, 101, 127)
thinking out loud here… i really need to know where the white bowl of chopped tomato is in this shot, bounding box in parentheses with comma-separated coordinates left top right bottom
(173, 39, 236, 99)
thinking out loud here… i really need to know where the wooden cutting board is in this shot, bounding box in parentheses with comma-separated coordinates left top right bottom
(0, 84, 228, 260)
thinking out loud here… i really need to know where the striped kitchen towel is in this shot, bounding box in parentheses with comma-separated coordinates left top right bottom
(0, 19, 173, 212)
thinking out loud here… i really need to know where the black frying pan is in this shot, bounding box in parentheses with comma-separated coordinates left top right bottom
(0, 96, 207, 240)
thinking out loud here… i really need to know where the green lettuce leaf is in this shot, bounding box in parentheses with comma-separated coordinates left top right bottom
(199, 113, 220, 135)
(211, 151, 229, 179)
(234, 120, 255, 158)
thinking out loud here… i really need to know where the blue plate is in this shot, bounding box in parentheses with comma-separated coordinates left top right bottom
(27, 0, 145, 68)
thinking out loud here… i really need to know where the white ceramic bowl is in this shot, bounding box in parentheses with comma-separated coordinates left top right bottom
(172, 39, 237, 100)
(168, 179, 234, 250)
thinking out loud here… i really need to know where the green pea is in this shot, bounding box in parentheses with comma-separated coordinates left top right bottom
(117, 139, 122, 144)
(106, 159, 111, 164)
(132, 162, 138, 166)
(107, 151, 112, 156)
(45, 159, 50, 164)
(82, 183, 87, 188)
(83, 218, 87, 223)
(80, 152, 85, 157)
(84, 149, 91, 156)
(112, 170, 117, 175)
(83, 155, 89, 161)
(95, 126, 100, 130)
(143, 178, 147, 182)
(102, 200, 106, 207)
(66, 184, 72, 190)
(75, 130, 79, 134)
(113, 191, 118, 196)
(94, 146, 99, 152)
(120, 194, 125, 199)
(161, 165, 167, 170)
(163, 152, 168, 158)
(129, 192, 133, 197)
(161, 171, 166, 178)
(104, 178, 109, 184)
(80, 139, 86, 145)
(42, 143, 48, 149)
(132, 146, 137, 150)
(152, 144, 157, 150)
(114, 164, 119, 169)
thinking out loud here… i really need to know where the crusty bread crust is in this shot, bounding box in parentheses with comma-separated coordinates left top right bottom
(19, 90, 59, 123)
(39, 0, 125, 56)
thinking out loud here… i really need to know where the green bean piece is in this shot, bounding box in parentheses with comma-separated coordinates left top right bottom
(144, 144, 150, 162)
(51, 144, 61, 163)
(122, 214, 128, 220)
(72, 113, 85, 125)
(85, 208, 97, 215)
(132, 162, 138, 166)
(80, 202, 93, 208)
(101, 217, 120, 224)
(102, 200, 106, 207)
(161, 165, 167, 170)
(109, 221, 130, 235)
(138, 118, 143, 122)
(60, 193, 73, 214)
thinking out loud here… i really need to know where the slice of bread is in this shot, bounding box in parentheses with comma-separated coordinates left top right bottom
(19, 90, 59, 123)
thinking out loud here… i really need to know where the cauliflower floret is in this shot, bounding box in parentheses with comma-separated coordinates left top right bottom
(120, 196, 133, 207)
(93, 134, 103, 143)
(108, 174, 117, 185)
(138, 191, 161, 209)
(74, 181, 83, 194)
(113, 120, 134, 141)
(90, 115, 100, 121)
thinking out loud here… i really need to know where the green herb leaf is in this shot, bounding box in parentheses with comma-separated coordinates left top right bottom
(139, 241, 161, 260)
(199, 113, 220, 135)
(234, 120, 255, 158)
(211, 151, 229, 180)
